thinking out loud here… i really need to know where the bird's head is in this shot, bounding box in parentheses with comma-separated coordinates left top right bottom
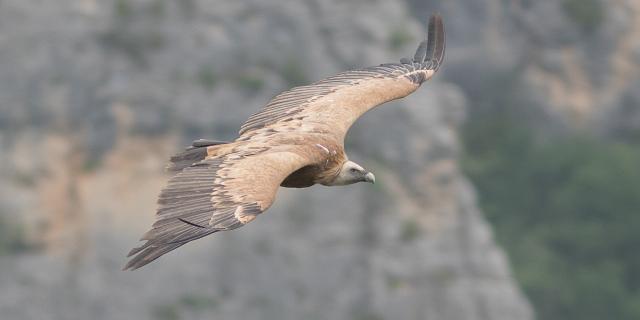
(327, 161, 375, 186)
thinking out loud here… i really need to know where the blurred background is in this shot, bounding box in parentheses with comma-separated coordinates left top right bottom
(0, 0, 638, 319)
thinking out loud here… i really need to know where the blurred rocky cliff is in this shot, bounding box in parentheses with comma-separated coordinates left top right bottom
(5, 0, 637, 319)
(411, 0, 640, 138)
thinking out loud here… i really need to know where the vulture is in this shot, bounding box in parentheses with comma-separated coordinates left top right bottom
(124, 14, 445, 270)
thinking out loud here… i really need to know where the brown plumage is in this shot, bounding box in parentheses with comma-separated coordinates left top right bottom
(124, 14, 446, 270)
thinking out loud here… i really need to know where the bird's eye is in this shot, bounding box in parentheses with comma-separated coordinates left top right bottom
(350, 168, 359, 173)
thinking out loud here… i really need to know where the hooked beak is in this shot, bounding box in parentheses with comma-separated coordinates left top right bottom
(364, 172, 376, 184)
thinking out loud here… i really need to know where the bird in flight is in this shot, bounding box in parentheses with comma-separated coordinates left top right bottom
(124, 14, 445, 270)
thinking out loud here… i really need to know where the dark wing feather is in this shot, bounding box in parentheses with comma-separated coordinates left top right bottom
(424, 14, 446, 70)
(124, 144, 325, 270)
(238, 14, 445, 139)
(166, 140, 230, 172)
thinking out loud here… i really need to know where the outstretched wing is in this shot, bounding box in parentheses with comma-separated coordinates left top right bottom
(124, 143, 325, 270)
(239, 14, 445, 141)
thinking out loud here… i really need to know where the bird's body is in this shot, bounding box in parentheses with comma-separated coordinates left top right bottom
(125, 14, 446, 270)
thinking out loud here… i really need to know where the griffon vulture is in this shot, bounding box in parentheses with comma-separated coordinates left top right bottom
(124, 14, 445, 270)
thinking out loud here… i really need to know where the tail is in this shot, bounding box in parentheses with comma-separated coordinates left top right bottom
(166, 139, 229, 172)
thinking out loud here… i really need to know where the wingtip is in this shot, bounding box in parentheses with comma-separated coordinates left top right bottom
(426, 13, 445, 70)
(122, 263, 142, 271)
(411, 13, 445, 69)
(122, 242, 149, 271)
(122, 250, 149, 271)
(428, 13, 444, 30)
(123, 239, 190, 271)
(122, 259, 138, 271)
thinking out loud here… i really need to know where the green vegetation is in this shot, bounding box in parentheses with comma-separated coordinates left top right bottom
(385, 273, 404, 290)
(399, 219, 421, 242)
(178, 293, 218, 310)
(149, 0, 166, 19)
(12, 171, 37, 187)
(83, 156, 103, 172)
(234, 72, 265, 93)
(151, 304, 180, 320)
(115, 0, 132, 19)
(0, 214, 34, 256)
(197, 66, 219, 90)
(388, 28, 413, 52)
(462, 116, 640, 320)
(116, 0, 166, 20)
(100, 28, 165, 66)
(562, 0, 605, 33)
(281, 58, 308, 87)
(151, 293, 217, 320)
(103, 0, 167, 66)
(431, 268, 456, 286)
(353, 313, 384, 320)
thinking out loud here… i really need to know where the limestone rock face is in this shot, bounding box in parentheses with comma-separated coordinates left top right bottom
(409, 0, 640, 136)
(0, 1, 532, 319)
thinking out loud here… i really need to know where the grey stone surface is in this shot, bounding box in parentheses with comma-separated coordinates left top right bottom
(0, 1, 541, 319)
